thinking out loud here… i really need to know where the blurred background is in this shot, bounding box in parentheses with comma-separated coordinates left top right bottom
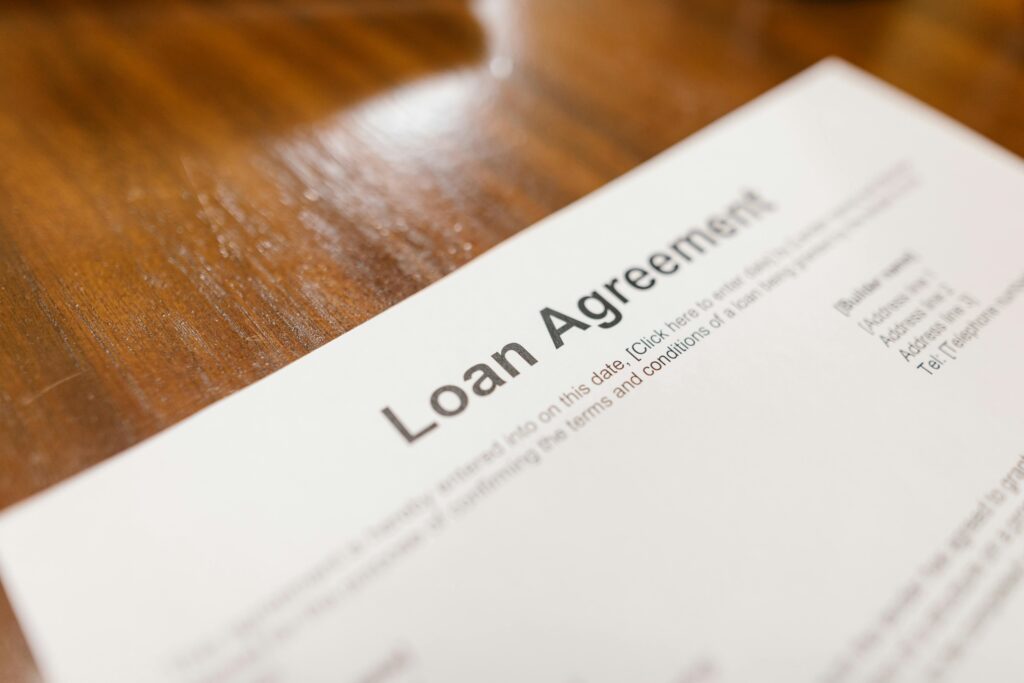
(0, 1, 1022, 680)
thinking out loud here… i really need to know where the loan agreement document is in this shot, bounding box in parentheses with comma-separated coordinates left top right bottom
(3, 59, 1024, 683)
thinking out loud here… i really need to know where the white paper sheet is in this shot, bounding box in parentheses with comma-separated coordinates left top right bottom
(3, 58, 1024, 683)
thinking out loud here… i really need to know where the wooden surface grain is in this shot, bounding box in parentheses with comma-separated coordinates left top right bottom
(0, 0, 1022, 679)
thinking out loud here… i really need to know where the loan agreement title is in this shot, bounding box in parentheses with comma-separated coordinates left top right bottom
(382, 189, 776, 444)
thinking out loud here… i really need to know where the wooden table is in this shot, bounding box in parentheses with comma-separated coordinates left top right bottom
(1, 0, 1021, 679)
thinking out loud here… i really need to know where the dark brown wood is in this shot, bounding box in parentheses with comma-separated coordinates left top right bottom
(0, 0, 1021, 678)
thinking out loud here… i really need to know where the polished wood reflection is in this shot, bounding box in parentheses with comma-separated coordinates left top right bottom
(1, 0, 1021, 679)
